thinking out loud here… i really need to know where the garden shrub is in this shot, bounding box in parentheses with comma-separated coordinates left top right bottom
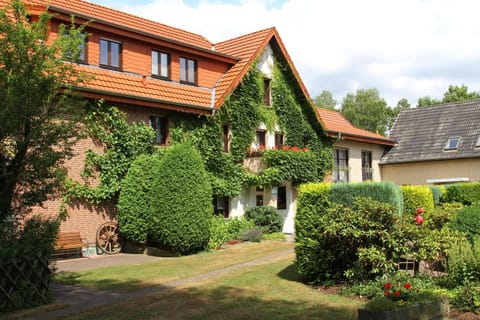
(449, 205, 480, 245)
(238, 226, 263, 242)
(207, 216, 255, 250)
(296, 195, 415, 283)
(401, 185, 434, 216)
(429, 185, 442, 206)
(443, 183, 480, 205)
(150, 144, 213, 255)
(446, 236, 480, 286)
(117, 152, 164, 244)
(423, 202, 463, 230)
(0, 217, 59, 312)
(244, 205, 283, 233)
(329, 181, 403, 214)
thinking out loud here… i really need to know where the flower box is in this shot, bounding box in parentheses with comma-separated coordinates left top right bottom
(358, 298, 449, 320)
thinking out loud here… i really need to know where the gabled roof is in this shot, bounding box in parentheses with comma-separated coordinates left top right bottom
(213, 27, 313, 109)
(381, 100, 480, 164)
(25, 0, 215, 51)
(9, 0, 314, 114)
(316, 108, 394, 146)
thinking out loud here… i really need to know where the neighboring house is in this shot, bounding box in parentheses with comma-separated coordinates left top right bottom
(316, 108, 394, 182)
(16, 0, 329, 241)
(381, 100, 480, 185)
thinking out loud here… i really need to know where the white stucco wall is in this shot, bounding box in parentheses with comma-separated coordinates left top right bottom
(334, 140, 386, 182)
(229, 182, 297, 234)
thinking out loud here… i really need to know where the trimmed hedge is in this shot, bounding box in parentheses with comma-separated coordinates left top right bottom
(443, 183, 480, 205)
(429, 185, 443, 206)
(401, 185, 434, 216)
(150, 144, 213, 255)
(117, 152, 164, 244)
(245, 205, 283, 233)
(329, 181, 403, 214)
(449, 205, 480, 245)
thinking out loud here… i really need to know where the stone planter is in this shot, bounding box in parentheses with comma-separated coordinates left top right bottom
(358, 298, 449, 320)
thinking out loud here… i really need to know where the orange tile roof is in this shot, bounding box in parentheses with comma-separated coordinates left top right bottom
(213, 27, 313, 109)
(316, 108, 394, 146)
(4, 1, 314, 114)
(74, 65, 214, 113)
(24, 0, 214, 50)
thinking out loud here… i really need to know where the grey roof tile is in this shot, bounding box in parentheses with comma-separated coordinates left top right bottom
(381, 100, 480, 164)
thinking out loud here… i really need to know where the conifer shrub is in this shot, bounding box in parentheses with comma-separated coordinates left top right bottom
(245, 205, 283, 233)
(428, 185, 443, 206)
(329, 181, 403, 214)
(150, 144, 213, 255)
(117, 152, 164, 244)
(449, 205, 480, 245)
(443, 183, 480, 205)
(401, 185, 434, 216)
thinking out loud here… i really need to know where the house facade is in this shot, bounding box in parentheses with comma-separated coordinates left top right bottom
(316, 108, 394, 183)
(13, 0, 330, 243)
(380, 100, 480, 185)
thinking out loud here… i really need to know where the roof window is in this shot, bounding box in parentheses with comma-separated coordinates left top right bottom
(444, 137, 460, 151)
(476, 135, 480, 148)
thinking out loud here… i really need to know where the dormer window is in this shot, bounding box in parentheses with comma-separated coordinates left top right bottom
(100, 38, 121, 69)
(151, 50, 170, 79)
(476, 135, 480, 148)
(444, 137, 460, 151)
(180, 57, 197, 84)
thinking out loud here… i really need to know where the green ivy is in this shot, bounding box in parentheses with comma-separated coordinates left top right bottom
(61, 101, 154, 215)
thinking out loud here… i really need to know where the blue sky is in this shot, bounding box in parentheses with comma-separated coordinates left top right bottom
(88, 0, 480, 108)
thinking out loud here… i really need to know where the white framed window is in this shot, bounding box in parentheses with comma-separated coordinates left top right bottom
(444, 137, 460, 151)
(151, 50, 170, 79)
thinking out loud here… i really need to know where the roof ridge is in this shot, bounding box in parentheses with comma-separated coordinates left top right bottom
(215, 27, 275, 46)
(79, 0, 213, 46)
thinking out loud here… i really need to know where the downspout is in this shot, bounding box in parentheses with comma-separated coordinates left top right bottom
(210, 87, 216, 116)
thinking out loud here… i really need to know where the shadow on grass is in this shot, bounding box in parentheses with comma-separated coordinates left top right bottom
(68, 285, 359, 320)
(53, 271, 158, 292)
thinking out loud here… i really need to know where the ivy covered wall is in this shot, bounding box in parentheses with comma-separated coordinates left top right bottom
(169, 53, 333, 198)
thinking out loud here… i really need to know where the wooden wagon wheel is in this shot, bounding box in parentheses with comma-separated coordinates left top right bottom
(96, 221, 122, 254)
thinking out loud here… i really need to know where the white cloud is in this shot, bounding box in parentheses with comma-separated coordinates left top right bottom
(89, 0, 480, 107)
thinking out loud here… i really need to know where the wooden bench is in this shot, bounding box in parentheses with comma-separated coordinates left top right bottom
(53, 232, 86, 259)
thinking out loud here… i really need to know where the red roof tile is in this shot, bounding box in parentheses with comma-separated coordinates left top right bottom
(316, 108, 394, 146)
(74, 65, 214, 113)
(24, 0, 214, 50)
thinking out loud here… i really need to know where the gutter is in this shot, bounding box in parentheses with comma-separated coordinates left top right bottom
(73, 86, 213, 113)
(49, 6, 239, 63)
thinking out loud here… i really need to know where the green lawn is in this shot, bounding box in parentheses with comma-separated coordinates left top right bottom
(63, 252, 363, 320)
(54, 241, 294, 292)
(3, 241, 366, 320)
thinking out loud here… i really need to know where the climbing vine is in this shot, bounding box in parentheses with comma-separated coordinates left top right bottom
(61, 101, 154, 215)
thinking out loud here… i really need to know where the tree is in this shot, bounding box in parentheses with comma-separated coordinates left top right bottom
(340, 88, 391, 135)
(314, 90, 337, 110)
(387, 98, 411, 131)
(417, 84, 480, 107)
(0, 0, 87, 221)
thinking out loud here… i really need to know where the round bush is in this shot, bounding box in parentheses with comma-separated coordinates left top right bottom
(449, 205, 480, 244)
(117, 152, 163, 244)
(245, 205, 283, 233)
(150, 144, 213, 255)
(401, 185, 434, 216)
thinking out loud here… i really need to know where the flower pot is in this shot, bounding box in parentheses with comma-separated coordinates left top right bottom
(358, 298, 449, 320)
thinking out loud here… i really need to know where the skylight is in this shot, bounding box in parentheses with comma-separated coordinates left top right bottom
(476, 135, 480, 148)
(444, 137, 460, 151)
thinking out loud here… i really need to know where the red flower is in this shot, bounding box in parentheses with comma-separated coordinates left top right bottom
(394, 291, 401, 296)
(403, 282, 412, 290)
(416, 208, 425, 214)
(384, 290, 391, 295)
(384, 282, 392, 290)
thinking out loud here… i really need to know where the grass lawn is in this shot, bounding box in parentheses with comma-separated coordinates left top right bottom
(61, 252, 363, 320)
(53, 241, 294, 292)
